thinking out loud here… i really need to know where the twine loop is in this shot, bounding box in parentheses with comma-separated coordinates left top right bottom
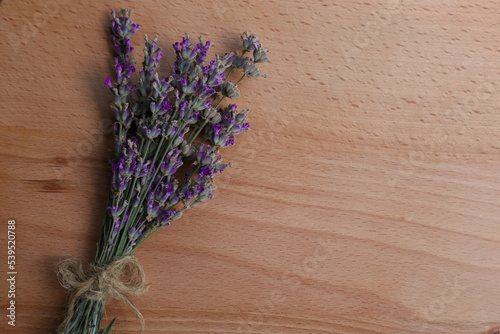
(57, 256, 149, 333)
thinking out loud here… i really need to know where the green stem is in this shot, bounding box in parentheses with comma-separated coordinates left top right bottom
(60, 298, 106, 334)
(234, 73, 246, 86)
(226, 67, 234, 80)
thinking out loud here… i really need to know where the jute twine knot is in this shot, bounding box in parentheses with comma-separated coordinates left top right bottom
(57, 256, 149, 333)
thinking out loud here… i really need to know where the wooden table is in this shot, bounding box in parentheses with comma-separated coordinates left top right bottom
(1, 1, 500, 333)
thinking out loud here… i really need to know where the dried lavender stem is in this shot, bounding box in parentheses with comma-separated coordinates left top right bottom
(59, 8, 268, 333)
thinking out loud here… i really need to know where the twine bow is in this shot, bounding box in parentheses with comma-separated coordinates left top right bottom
(57, 256, 149, 333)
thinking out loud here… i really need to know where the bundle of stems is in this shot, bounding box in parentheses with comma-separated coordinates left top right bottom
(58, 8, 268, 334)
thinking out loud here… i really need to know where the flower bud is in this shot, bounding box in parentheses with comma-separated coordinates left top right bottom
(173, 136, 184, 147)
(173, 211, 183, 220)
(253, 44, 269, 63)
(180, 142, 196, 157)
(128, 227, 137, 239)
(242, 31, 259, 52)
(209, 113, 222, 124)
(221, 81, 241, 99)
(243, 60, 266, 78)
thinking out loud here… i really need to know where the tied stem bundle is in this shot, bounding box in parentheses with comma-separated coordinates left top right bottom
(58, 8, 268, 333)
(57, 256, 149, 334)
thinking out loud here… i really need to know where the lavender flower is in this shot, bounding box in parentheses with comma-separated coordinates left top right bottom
(220, 81, 241, 99)
(253, 44, 269, 63)
(59, 9, 268, 334)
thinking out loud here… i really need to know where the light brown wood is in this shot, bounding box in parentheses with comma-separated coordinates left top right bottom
(2, 0, 500, 333)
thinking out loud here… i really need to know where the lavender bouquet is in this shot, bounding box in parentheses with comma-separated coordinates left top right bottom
(57, 9, 268, 334)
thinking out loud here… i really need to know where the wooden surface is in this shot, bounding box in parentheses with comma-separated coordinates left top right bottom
(2, 0, 500, 333)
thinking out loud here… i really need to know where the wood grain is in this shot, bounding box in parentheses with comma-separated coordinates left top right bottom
(2, 0, 500, 333)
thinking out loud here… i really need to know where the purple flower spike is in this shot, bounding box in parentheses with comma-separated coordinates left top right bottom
(131, 23, 140, 35)
(242, 31, 260, 52)
(158, 210, 172, 227)
(146, 199, 160, 219)
(104, 77, 113, 89)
